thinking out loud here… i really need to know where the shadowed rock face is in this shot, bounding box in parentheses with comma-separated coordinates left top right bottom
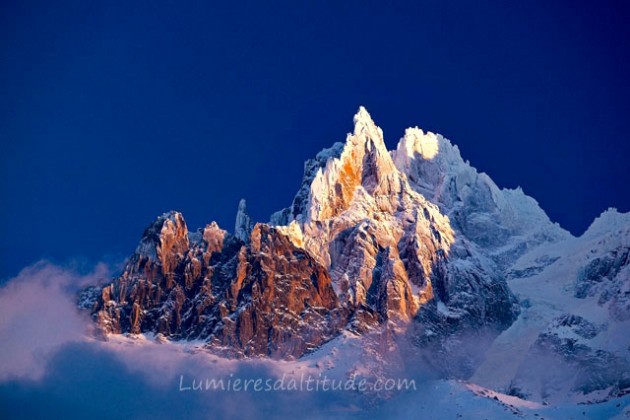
(509, 313, 630, 400)
(85, 107, 532, 361)
(210, 224, 348, 358)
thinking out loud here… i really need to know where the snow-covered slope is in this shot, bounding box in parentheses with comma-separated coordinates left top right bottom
(472, 208, 630, 403)
(392, 125, 571, 270)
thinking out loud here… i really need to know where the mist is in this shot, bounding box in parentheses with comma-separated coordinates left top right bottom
(0, 262, 378, 419)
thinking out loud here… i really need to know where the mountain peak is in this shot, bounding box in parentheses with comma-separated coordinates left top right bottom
(306, 106, 401, 221)
(353, 106, 375, 131)
(83, 107, 630, 405)
(399, 127, 440, 160)
(351, 106, 387, 152)
(135, 211, 188, 259)
(584, 207, 630, 238)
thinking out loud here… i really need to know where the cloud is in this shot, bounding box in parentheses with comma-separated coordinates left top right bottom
(0, 262, 109, 381)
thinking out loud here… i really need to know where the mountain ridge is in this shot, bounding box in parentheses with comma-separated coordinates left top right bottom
(80, 107, 630, 401)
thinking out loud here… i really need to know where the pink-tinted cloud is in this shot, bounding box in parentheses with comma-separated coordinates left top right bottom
(0, 261, 109, 381)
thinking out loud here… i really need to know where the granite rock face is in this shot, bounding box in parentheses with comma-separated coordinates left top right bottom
(92, 215, 349, 358)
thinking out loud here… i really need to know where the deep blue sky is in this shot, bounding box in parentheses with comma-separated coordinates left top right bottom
(1, 1, 629, 279)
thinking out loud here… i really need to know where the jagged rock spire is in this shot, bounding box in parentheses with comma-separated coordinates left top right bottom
(234, 198, 253, 242)
(135, 211, 189, 264)
(307, 106, 403, 222)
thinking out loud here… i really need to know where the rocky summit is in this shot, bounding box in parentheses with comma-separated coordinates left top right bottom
(80, 107, 630, 400)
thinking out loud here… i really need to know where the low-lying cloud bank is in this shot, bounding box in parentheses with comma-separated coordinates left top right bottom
(0, 262, 109, 381)
(1, 262, 629, 420)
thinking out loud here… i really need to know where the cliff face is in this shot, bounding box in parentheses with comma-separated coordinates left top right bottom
(84, 107, 560, 360)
